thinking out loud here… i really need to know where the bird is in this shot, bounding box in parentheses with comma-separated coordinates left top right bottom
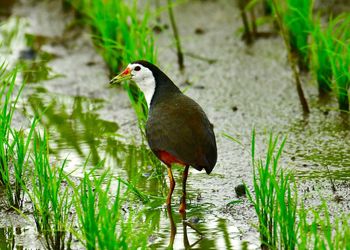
(110, 60, 217, 213)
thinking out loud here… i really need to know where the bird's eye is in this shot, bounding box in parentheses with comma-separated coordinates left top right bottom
(134, 66, 141, 71)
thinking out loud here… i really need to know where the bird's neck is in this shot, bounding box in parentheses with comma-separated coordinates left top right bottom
(150, 74, 181, 107)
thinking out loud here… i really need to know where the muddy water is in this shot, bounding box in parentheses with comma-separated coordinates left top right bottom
(1, 0, 349, 249)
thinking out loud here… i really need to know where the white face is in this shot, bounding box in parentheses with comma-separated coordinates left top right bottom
(128, 63, 156, 108)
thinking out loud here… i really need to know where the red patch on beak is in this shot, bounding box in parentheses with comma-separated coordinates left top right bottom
(121, 67, 131, 76)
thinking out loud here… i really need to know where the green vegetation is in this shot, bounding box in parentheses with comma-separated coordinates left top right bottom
(0, 64, 36, 208)
(267, 1, 350, 111)
(282, 0, 313, 72)
(71, 169, 151, 250)
(66, 0, 157, 131)
(311, 14, 350, 109)
(269, 0, 310, 113)
(28, 132, 73, 250)
(298, 202, 350, 249)
(328, 15, 350, 111)
(310, 17, 333, 96)
(243, 131, 350, 249)
(245, 131, 297, 249)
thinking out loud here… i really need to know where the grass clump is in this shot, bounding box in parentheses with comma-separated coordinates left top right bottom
(28, 132, 73, 250)
(245, 131, 297, 249)
(281, 0, 313, 72)
(298, 202, 350, 249)
(243, 130, 350, 249)
(269, 0, 310, 114)
(0, 63, 36, 209)
(311, 14, 350, 109)
(310, 17, 333, 97)
(328, 15, 350, 111)
(66, 0, 157, 131)
(71, 169, 150, 250)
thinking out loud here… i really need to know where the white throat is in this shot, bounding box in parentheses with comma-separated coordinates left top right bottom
(128, 63, 156, 109)
(135, 76, 156, 108)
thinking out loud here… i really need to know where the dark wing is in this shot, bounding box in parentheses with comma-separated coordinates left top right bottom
(146, 93, 217, 174)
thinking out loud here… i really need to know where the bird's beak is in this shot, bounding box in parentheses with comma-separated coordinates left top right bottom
(109, 67, 132, 85)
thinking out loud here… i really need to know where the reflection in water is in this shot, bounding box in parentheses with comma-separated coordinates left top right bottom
(26, 91, 167, 196)
(0, 227, 15, 250)
(28, 93, 118, 166)
(0, 227, 41, 250)
(180, 209, 203, 249)
(147, 205, 254, 250)
(167, 206, 176, 249)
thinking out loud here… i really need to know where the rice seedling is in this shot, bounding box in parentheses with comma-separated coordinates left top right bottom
(0, 227, 16, 249)
(2, 121, 37, 209)
(328, 15, 350, 111)
(66, 0, 157, 131)
(27, 131, 73, 250)
(239, 130, 350, 249)
(271, 0, 310, 113)
(310, 17, 333, 97)
(280, 0, 313, 72)
(71, 169, 151, 250)
(311, 14, 350, 107)
(244, 131, 298, 249)
(298, 201, 350, 249)
(246, 131, 295, 248)
(332, 55, 350, 111)
(0, 64, 18, 186)
(0, 64, 37, 209)
(274, 169, 298, 249)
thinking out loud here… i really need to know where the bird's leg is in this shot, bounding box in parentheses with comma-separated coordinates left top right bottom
(167, 205, 176, 249)
(167, 166, 175, 207)
(179, 165, 189, 213)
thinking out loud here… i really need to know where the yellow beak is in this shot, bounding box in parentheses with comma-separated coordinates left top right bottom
(109, 67, 132, 85)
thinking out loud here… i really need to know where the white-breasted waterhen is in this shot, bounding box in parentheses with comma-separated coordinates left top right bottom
(110, 60, 217, 213)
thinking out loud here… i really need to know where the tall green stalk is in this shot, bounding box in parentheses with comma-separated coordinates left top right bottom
(71, 169, 150, 250)
(271, 0, 310, 114)
(245, 131, 297, 249)
(283, 0, 313, 72)
(311, 13, 350, 108)
(311, 17, 333, 96)
(28, 132, 73, 250)
(0, 64, 37, 208)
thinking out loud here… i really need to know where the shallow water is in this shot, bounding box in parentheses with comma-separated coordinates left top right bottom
(1, 0, 350, 249)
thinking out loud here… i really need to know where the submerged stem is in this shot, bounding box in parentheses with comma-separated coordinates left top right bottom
(167, 0, 185, 71)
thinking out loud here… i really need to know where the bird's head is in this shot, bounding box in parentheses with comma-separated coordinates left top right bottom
(110, 61, 154, 86)
(110, 60, 157, 106)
